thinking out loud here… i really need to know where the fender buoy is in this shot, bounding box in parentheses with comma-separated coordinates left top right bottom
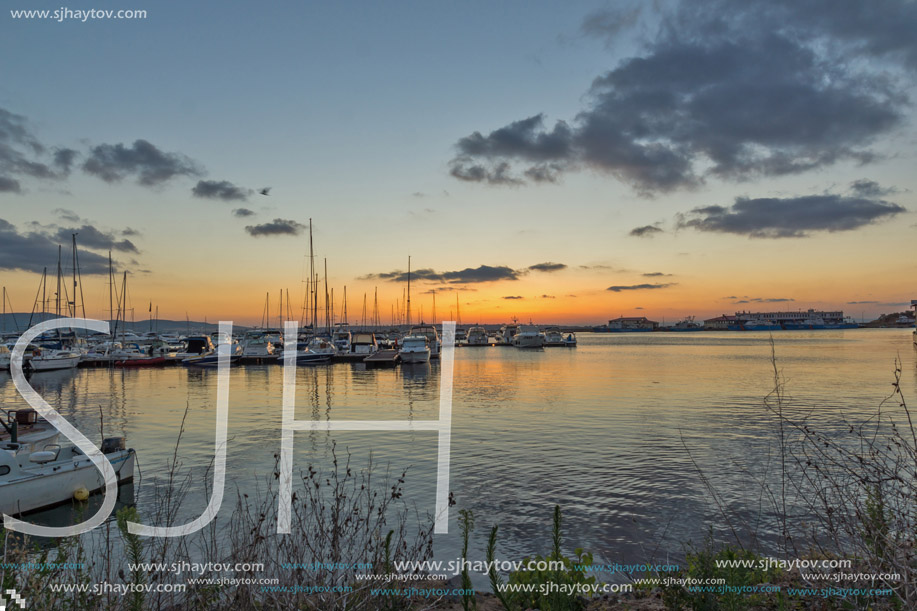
(73, 486, 89, 502)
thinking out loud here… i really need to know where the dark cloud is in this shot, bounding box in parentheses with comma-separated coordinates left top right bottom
(0, 218, 117, 274)
(192, 179, 252, 202)
(53, 208, 81, 223)
(733, 297, 794, 304)
(847, 300, 878, 304)
(0, 176, 21, 193)
(232, 208, 256, 218)
(849, 179, 899, 198)
(528, 262, 567, 273)
(581, 6, 643, 43)
(607, 283, 676, 292)
(83, 139, 202, 186)
(642, 272, 672, 277)
(0, 107, 69, 192)
(449, 2, 911, 193)
(630, 224, 664, 237)
(502, 296, 524, 300)
(122, 227, 140, 236)
(541, 294, 556, 299)
(245, 218, 306, 237)
(676, 194, 905, 238)
(450, 161, 523, 186)
(363, 264, 520, 284)
(53, 225, 139, 253)
(53, 148, 78, 175)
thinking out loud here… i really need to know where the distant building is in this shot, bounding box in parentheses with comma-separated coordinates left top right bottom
(703, 315, 738, 330)
(735, 309, 845, 323)
(607, 316, 658, 331)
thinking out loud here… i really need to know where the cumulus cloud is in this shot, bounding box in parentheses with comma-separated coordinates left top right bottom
(0, 107, 72, 193)
(83, 139, 202, 186)
(630, 224, 664, 237)
(528, 262, 567, 272)
(448, 1, 913, 193)
(232, 207, 256, 218)
(362, 264, 520, 284)
(0, 218, 118, 274)
(52, 224, 139, 253)
(607, 283, 676, 292)
(733, 297, 794, 304)
(849, 179, 899, 198)
(192, 179, 252, 201)
(245, 218, 305, 237)
(676, 194, 905, 238)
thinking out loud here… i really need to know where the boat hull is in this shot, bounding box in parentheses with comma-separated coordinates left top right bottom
(0, 450, 135, 516)
(399, 349, 430, 363)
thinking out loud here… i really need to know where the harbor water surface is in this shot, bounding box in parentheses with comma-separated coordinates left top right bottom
(1, 329, 915, 570)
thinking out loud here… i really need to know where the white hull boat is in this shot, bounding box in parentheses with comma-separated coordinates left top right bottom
(512, 324, 545, 349)
(29, 349, 81, 371)
(0, 437, 135, 516)
(399, 335, 431, 363)
(2, 409, 60, 453)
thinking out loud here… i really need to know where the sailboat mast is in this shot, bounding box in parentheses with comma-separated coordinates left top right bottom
(324, 258, 329, 333)
(56, 244, 62, 317)
(108, 251, 114, 331)
(406, 256, 411, 327)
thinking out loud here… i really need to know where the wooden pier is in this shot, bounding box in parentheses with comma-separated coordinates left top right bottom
(363, 350, 401, 367)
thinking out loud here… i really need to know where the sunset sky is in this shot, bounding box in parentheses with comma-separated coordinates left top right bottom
(1, 0, 916, 325)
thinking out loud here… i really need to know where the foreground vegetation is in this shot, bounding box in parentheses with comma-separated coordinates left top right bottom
(3, 350, 916, 610)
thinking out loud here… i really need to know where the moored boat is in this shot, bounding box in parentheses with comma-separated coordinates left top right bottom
(0, 436, 135, 516)
(399, 335, 431, 363)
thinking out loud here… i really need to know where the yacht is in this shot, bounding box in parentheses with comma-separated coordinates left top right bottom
(0, 436, 135, 516)
(543, 327, 565, 346)
(240, 330, 277, 360)
(496, 323, 518, 346)
(349, 332, 378, 355)
(408, 323, 440, 358)
(280, 337, 335, 365)
(399, 334, 431, 363)
(512, 324, 545, 349)
(29, 347, 81, 371)
(466, 326, 489, 346)
(331, 323, 353, 353)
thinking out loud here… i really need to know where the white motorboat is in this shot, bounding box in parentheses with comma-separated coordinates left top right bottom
(543, 327, 565, 346)
(29, 348, 81, 371)
(466, 326, 489, 346)
(399, 335, 431, 363)
(331, 323, 352, 353)
(240, 330, 277, 360)
(1, 409, 60, 453)
(0, 436, 135, 516)
(408, 324, 440, 358)
(496, 323, 518, 345)
(512, 324, 545, 349)
(281, 337, 335, 365)
(563, 332, 577, 347)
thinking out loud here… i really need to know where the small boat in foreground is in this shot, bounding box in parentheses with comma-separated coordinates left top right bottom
(0, 436, 135, 516)
(2, 408, 60, 453)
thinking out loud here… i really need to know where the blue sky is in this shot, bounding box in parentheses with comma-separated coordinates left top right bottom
(2, 0, 916, 323)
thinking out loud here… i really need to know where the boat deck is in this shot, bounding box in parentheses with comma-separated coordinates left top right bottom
(363, 350, 401, 367)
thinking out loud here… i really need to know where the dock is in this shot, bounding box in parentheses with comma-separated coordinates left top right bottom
(363, 350, 401, 367)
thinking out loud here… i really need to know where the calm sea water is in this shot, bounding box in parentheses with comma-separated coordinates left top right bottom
(2, 329, 915, 570)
